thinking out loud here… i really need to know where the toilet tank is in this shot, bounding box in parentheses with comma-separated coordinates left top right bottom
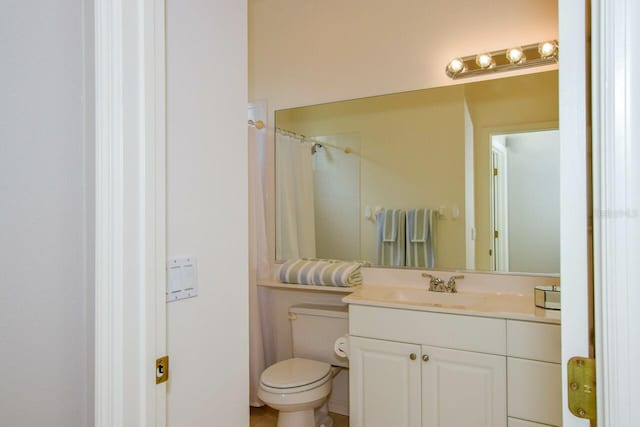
(289, 304, 349, 368)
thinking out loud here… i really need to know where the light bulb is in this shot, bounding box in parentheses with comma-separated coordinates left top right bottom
(446, 58, 466, 75)
(538, 41, 557, 59)
(506, 47, 525, 64)
(476, 53, 494, 69)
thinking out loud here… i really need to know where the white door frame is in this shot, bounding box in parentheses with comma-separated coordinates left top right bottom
(559, 0, 590, 425)
(591, 0, 640, 425)
(94, 0, 167, 426)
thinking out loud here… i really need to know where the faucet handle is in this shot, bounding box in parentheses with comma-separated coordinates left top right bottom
(446, 275, 464, 292)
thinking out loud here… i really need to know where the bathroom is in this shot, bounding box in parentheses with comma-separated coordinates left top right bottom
(5, 0, 637, 426)
(249, 0, 566, 426)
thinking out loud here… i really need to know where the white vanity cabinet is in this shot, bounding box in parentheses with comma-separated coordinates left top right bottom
(349, 337, 506, 427)
(421, 345, 506, 427)
(348, 304, 561, 427)
(349, 336, 422, 427)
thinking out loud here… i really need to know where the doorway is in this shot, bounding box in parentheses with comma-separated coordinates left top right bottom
(490, 129, 560, 274)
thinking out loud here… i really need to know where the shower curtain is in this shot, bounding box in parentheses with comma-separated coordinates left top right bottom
(249, 125, 272, 406)
(275, 133, 316, 259)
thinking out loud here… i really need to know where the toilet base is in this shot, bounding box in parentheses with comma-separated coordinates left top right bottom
(275, 405, 333, 427)
(276, 409, 314, 427)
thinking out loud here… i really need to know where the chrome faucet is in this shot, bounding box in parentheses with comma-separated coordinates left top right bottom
(422, 273, 464, 293)
(422, 273, 446, 292)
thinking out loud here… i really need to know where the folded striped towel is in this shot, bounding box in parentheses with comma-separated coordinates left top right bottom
(279, 259, 363, 287)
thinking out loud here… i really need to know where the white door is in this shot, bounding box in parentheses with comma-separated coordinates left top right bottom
(491, 139, 509, 272)
(559, 0, 591, 425)
(349, 336, 421, 427)
(421, 345, 506, 427)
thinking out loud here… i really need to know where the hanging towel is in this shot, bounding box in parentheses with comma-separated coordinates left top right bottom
(406, 209, 436, 268)
(279, 259, 363, 287)
(376, 209, 406, 266)
(409, 208, 429, 242)
(381, 209, 399, 242)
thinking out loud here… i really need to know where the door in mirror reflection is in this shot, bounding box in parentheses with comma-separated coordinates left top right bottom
(491, 130, 560, 274)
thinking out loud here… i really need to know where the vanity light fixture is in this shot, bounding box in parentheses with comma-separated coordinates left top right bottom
(506, 47, 525, 64)
(475, 53, 495, 69)
(538, 40, 558, 59)
(445, 40, 558, 79)
(446, 58, 466, 75)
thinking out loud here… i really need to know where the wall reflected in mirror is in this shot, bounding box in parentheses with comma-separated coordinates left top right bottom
(275, 70, 559, 275)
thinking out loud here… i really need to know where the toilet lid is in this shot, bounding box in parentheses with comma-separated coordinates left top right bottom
(261, 358, 331, 389)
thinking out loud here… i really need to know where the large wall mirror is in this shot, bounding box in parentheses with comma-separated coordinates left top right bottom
(275, 70, 559, 275)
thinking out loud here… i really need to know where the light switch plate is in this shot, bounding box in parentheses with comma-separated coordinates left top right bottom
(167, 256, 198, 302)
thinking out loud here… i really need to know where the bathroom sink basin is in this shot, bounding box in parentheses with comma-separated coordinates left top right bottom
(366, 287, 488, 309)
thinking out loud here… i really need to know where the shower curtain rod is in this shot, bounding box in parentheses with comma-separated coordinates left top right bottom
(248, 119, 352, 154)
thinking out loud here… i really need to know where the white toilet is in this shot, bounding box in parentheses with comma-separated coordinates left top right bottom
(258, 304, 348, 427)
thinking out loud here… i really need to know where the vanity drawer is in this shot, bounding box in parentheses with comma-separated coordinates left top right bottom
(349, 305, 506, 355)
(507, 358, 562, 426)
(507, 320, 561, 363)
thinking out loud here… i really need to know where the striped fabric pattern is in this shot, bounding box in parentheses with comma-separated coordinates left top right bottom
(376, 209, 406, 267)
(279, 259, 363, 287)
(406, 209, 436, 268)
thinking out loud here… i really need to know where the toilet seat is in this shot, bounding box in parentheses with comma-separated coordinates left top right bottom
(260, 358, 332, 394)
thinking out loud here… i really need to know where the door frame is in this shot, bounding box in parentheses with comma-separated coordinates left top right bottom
(94, 0, 167, 426)
(591, 0, 640, 425)
(562, 0, 640, 425)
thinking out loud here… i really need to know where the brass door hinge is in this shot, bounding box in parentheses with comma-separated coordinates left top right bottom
(567, 357, 596, 420)
(156, 356, 169, 384)
(493, 168, 498, 176)
(494, 230, 499, 239)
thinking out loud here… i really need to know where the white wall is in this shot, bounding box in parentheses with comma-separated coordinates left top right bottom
(506, 130, 560, 273)
(165, 1, 248, 426)
(0, 1, 93, 426)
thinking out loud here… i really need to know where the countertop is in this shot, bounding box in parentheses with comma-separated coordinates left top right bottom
(342, 284, 561, 324)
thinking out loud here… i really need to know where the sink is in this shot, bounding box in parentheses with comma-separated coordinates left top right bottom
(366, 287, 488, 309)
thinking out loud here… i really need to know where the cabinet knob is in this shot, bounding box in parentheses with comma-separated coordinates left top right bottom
(409, 353, 417, 360)
(422, 354, 430, 362)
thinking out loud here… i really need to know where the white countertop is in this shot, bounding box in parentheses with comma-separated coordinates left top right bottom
(342, 284, 561, 324)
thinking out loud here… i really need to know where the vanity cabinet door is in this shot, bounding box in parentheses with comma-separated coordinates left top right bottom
(349, 336, 421, 427)
(421, 345, 507, 427)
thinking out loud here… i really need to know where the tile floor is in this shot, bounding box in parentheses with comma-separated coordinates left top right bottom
(250, 406, 349, 427)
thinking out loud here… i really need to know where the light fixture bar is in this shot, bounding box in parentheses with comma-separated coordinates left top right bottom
(446, 41, 558, 79)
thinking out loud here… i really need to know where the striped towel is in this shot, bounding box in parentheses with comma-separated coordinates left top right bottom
(279, 259, 363, 287)
(406, 209, 436, 268)
(376, 209, 406, 266)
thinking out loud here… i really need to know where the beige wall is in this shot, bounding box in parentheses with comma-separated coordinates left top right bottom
(250, 0, 558, 113)
(166, 1, 248, 425)
(465, 71, 559, 270)
(277, 86, 467, 268)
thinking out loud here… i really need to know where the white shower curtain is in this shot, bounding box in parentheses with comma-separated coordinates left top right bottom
(275, 133, 316, 260)
(248, 125, 272, 406)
